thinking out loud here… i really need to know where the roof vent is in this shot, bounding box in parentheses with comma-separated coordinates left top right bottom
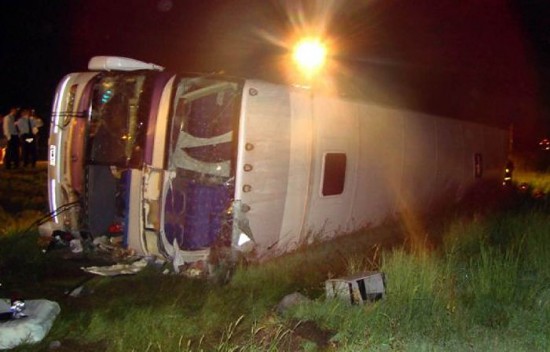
(88, 56, 164, 71)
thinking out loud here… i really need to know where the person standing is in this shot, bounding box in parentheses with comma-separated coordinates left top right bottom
(15, 108, 37, 168)
(30, 109, 44, 157)
(30, 109, 44, 134)
(3, 107, 20, 169)
(0, 114, 4, 163)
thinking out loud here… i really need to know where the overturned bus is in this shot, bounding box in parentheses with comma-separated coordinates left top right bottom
(47, 56, 508, 269)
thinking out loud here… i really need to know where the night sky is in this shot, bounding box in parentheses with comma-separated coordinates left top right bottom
(1, 0, 549, 150)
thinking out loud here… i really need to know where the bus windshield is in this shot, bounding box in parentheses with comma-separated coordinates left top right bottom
(162, 77, 242, 250)
(88, 72, 151, 167)
(168, 77, 240, 178)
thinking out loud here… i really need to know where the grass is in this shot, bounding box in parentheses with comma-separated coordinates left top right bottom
(1, 164, 549, 351)
(515, 170, 550, 193)
(0, 166, 49, 217)
(287, 210, 550, 351)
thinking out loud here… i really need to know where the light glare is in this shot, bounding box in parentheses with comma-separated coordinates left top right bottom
(293, 38, 327, 76)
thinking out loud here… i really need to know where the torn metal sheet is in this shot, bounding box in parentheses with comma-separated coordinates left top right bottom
(81, 258, 149, 276)
(231, 200, 255, 253)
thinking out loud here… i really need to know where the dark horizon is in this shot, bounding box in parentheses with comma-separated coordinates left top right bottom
(1, 0, 549, 151)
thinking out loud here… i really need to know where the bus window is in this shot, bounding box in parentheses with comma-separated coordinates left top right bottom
(322, 152, 347, 196)
(167, 78, 239, 177)
(88, 73, 151, 167)
(474, 153, 483, 178)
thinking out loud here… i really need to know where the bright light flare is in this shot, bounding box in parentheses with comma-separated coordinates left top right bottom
(292, 38, 327, 77)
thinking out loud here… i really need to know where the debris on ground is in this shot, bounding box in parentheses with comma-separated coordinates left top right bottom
(82, 257, 161, 277)
(276, 292, 311, 315)
(36, 222, 217, 281)
(0, 298, 60, 350)
(325, 271, 386, 305)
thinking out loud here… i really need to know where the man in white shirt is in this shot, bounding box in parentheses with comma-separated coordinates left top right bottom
(15, 108, 37, 168)
(3, 107, 20, 169)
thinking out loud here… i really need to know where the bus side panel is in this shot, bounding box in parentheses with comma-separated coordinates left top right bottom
(433, 117, 467, 204)
(237, 81, 291, 254)
(352, 104, 404, 227)
(461, 121, 507, 182)
(399, 113, 438, 215)
(304, 96, 359, 238)
(483, 126, 508, 180)
(462, 121, 486, 180)
(277, 90, 313, 251)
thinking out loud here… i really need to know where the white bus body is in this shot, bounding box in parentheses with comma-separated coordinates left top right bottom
(48, 57, 508, 266)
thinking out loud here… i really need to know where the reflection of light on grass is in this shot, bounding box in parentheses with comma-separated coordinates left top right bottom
(515, 171, 550, 193)
(397, 195, 430, 253)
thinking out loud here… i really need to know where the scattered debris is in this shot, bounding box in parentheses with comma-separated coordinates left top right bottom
(36, 221, 221, 282)
(325, 271, 386, 305)
(9, 299, 27, 319)
(0, 298, 61, 350)
(81, 258, 150, 276)
(37, 221, 64, 239)
(276, 292, 311, 315)
(67, 285, 86, 298)
(69, 239, 83, 253)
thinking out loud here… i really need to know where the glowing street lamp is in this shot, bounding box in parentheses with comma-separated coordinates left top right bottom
(292, 38, 327, 79)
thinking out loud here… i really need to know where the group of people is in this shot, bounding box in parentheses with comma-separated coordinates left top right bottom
(2, 107, 43, 169)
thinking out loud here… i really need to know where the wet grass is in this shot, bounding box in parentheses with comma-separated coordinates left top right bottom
(1, 165, 549, 351)
(0, 165, 49, 216)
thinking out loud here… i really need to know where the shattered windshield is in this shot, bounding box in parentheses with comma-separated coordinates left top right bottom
(162, 77, 242, 250)
(168, 77, 240, 179)
(88, 73, 151, 167)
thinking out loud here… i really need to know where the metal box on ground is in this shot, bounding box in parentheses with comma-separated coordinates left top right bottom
(325, 272, 386, 305)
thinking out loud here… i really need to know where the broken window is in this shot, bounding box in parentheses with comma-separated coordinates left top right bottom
(474, 153, 483, 178)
